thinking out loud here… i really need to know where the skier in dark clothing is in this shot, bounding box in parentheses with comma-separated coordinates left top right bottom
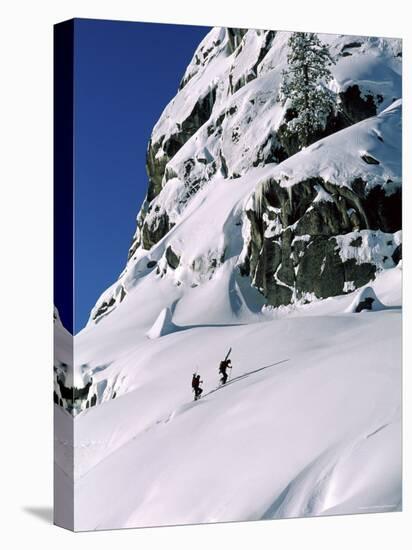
(219, 359, 232, 385)
(192, 373, 203, 400)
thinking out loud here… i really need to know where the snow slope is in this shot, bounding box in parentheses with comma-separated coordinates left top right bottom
(53, 261, 402, 530)
(62, 265, 401, 530)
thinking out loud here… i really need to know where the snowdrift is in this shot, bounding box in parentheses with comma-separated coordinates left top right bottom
(146, 306, 178, 339)
(345, 286, 386, 313)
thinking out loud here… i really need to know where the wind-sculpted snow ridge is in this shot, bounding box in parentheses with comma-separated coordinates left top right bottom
(146, 306, 178, 339)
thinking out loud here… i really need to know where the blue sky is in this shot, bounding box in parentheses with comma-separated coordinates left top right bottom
(73, 18, 210, 333)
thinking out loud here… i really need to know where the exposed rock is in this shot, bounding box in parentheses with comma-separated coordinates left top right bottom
(242, 175, 400, 306)
(356, 297, 374, 311)
(145, 86, 217, 209)
(278, 83, 381, 157)
(350, 236, 363, 247)
(226, 28, 247, 54)
(253, 133, 288, 166)
(361, 154, 380, 165)
(339, 85, 377, 124)
(342, 41, 363, 50)
(141, 211, 173, 250)
(277, 107, 349, 157)
(359, 185, 401, 233)
(296, 237, 345, 298)
(392, 244, 402, 264)
(92, 296, 116, 321)
(56, 377, 93, 413)
(345, 286, 385, 313)
(164, 88, 217, 159)
(146, 138, 168, 203)
(342, 259, 376, 289)
(219, 149, 229, 178)
(166, 245, 180, 270)
(119, 286, 127, 303)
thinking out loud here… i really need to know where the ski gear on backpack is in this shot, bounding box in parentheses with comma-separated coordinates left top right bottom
(219, 359, 232, 385)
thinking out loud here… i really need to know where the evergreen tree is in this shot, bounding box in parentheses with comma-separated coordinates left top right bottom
(279, 33, 336, 149)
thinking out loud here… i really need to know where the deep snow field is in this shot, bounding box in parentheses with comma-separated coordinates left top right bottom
(55, 263, 401, 530)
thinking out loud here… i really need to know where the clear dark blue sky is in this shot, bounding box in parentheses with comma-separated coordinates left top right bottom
(73, 18, 210, 333)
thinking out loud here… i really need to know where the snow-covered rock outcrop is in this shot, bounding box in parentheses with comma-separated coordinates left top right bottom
(345, 285, 385, 313)
(91, 28, 401, 324)
(243, 100, 401, 306)
(54, 307, 94, 414)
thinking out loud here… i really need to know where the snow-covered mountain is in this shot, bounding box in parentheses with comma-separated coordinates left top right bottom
(89, 29, 401, 324)
(54, 27, 402, 531)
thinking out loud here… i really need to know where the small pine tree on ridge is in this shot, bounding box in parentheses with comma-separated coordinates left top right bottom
(279, 32, 336, 149)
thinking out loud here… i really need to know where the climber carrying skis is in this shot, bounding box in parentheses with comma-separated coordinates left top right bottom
(219, 356, 232, 385)
(192, 373, 203, 400)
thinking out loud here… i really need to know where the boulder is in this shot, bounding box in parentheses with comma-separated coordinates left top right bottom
(345, 286, 385, 313)
(165, 245, 180, 270)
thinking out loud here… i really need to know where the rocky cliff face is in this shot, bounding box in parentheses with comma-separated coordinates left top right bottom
(90, 27, 401, 324)
(240, 99, 402, 306)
